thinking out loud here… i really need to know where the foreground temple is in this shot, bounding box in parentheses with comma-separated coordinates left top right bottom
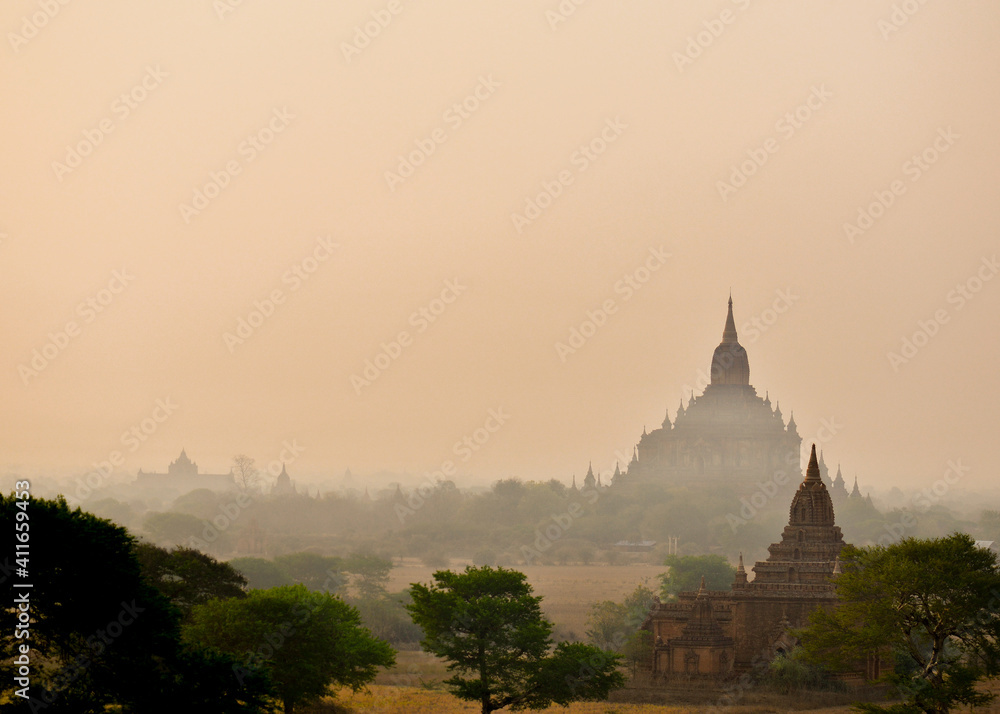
(641, 444, 875, 678)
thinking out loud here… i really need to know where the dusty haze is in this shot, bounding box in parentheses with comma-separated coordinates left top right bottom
(2, 1, 999, 493)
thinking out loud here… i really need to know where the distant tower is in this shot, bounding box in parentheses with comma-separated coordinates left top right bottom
(850, 474, 862, 499)
(733, 552, 748, 589)
(818, 451, 830, 487)
(272, 463, 295, 496)
(831, 464, 848, 503)
(583, 462, 596, 489)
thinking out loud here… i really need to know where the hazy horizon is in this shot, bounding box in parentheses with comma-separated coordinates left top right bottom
(3, 1, 999, 494)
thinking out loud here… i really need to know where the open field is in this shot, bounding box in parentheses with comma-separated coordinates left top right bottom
(312, 685, 862, 713)
(389, 562, 665, 639)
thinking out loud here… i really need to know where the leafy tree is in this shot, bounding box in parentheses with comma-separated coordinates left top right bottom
(622, 630, 653, 677)
(136, 542, 247, 619)
(658, 553, 735, 599)
(143, 510, 205, 546)
(586, 583, 657, 652)
(230, 556, 292, 589)
(185, 584, 395, 713)
(343, 552, 392, 599)
(407, 565, 625, 714)
(799, 534, 1000, 714)
(274, 551, 346, 593)
(0, 495, 269, 713)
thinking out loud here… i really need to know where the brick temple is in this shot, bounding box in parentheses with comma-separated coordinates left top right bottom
(640, 443, 872, 678)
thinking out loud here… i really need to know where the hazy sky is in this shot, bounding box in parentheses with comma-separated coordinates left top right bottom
(3, 1, 999, 493)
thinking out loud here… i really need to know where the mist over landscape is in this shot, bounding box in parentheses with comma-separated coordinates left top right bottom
(3, 2, 1000, 713)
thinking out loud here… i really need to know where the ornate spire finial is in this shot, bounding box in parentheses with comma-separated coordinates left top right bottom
(805, 444, 821, 482)
(698, 575, 707, 595)
(737, 552, 745, 574)
(832, 556, 842, 576)
(722, 295, 738, 344)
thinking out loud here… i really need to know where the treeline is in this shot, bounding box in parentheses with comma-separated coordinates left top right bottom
(0, 494, 626, 714)
(84, 474, 988, 568)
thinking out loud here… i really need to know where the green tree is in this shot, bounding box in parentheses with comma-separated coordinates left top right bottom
(0, 495, 269, 713)
(622, 630, 653, 677)
(136, 542, 247, 620)
(799, 534, 1000, 714)
(143, 510, 206, 547)
(185, 584, 395, 714)
(658, 553, 735, 599)
(230, 556, 292, 589)
(407, 565, 625, 714)
(274, 551, 346, 592)
(343, 552, 392, 599)
(586, 583, 657, 652)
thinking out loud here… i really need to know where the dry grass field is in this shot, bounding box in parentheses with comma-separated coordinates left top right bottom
(389, 561, 665, 640)
(307, 684, 862, 713)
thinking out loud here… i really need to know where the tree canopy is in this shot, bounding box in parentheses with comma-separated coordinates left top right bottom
(184, 584, 395, 713)
(136, 542, 247, 619)
(407, 565, 625, 714)
(658, 553, 735, 599)
(799, 533, 1000, 714)
(0, 494, 269, 713)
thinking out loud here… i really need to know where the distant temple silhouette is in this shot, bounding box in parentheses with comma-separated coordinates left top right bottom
(615, 296, 802, 489)
(595, 296, 870, 503)
(135, 449, 234, 492)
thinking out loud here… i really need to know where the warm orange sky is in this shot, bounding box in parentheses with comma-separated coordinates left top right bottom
(2, 1, 999, 493)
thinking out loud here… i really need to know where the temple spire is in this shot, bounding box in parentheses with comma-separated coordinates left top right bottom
(737, 552, 745, 574)
(722, 294, 738, 343)
(698, 575, 707, 595)
(805, 443, 821, 483)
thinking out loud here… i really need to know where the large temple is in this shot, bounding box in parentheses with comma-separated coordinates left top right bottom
(641, 444, 878, 679)
(615, 297, 803, 491)
(135, 449, 235, 493)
